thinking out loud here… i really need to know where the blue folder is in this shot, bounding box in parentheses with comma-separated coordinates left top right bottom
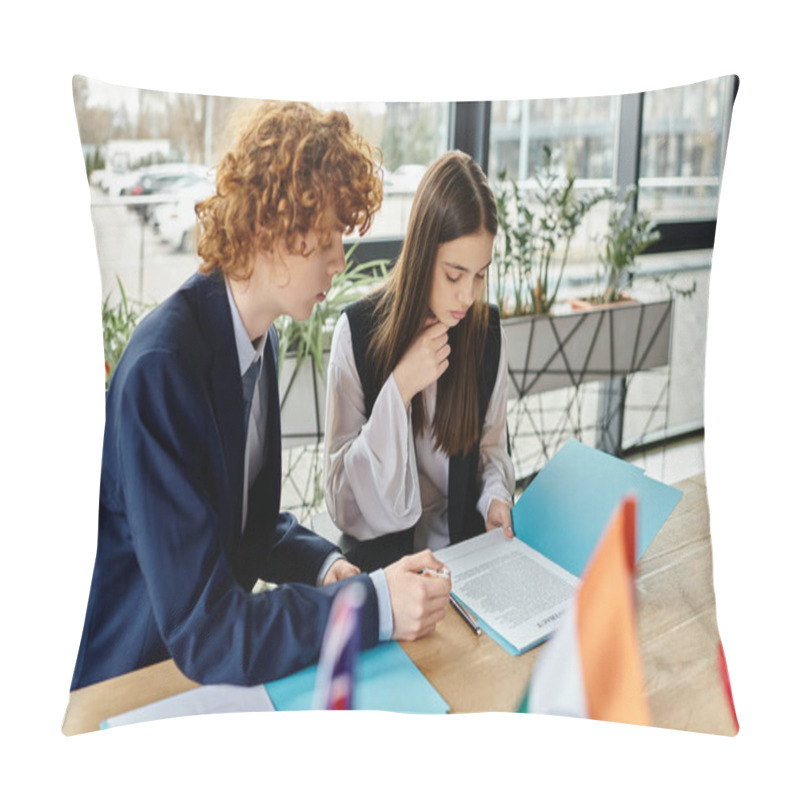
(456, 439, 684, 656)
(511, 439, 684, 578)
(265, 641, 450, 713)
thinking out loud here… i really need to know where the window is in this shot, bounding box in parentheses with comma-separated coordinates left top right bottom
(78, 78, 451, 306)
(638, 76, 733, 221)
(488, 94, 619, 269)
(489, 95, 618, 183)
(315, 101, 451, 241)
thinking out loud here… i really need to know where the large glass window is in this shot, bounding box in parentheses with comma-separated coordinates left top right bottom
(638, 76, 733, 221)
(488, 95, 619, 269)
(315, 101, 451, 240)
(76, 77, 450, 306)
(489, 95, 618, 183)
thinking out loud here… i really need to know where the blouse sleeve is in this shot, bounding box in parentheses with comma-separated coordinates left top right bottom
(476, 324, 515, 524)
(323, 314, 422, 540)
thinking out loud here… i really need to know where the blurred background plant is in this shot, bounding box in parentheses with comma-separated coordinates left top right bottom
(493, 147, 614, 317)
(102, 277, 152, 389)
(492, 174, 534, 317)
(101, 246, 389, 394)
(592, 187, 662, 304)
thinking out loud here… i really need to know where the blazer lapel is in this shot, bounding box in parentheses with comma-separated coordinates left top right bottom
(192, 271, 247, 541)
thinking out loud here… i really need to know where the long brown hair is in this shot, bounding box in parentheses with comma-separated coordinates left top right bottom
(368, 151, 498, 457)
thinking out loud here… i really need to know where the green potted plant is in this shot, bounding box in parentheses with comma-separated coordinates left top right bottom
(536, 186, 697, 438)
(557, 187, 696, 389)
(572, 186, 661, 309)
(494, 148, 618, 407)
(493, 147, 614, 317)
(102, 277, 152, 390)
(498, 181, 680, 479)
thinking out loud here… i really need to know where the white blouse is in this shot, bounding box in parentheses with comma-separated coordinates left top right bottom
(323, 313, 515, 553)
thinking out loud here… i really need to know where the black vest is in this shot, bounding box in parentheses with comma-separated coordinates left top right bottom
(339, 296, 502, 571)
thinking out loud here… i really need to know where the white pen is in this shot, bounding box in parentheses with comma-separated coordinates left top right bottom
(421, 567, 451, 579)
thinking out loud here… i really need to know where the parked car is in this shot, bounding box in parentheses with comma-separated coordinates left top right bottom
(125, 164, 211, 221)
(152, 175, 216, 252)
(102, 168, 142, 196)
(383, 164, 427, 194)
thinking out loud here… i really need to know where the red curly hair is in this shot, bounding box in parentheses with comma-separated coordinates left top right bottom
(197, 101, 383, 280)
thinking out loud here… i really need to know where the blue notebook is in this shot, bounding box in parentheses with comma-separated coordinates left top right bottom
(511, 439, 683, 578)
(265, 640, 450, 713)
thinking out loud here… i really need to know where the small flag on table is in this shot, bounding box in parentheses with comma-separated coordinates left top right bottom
(313, 581, 367, 711)
(519, 495, 650, 726)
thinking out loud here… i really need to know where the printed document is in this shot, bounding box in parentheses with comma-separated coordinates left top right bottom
(435, 528, 580, 653)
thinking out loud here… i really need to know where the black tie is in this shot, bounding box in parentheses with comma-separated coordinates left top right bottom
(242, 357, 261, 434)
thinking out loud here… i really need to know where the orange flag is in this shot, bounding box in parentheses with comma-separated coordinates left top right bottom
(521, 496, 650, 725)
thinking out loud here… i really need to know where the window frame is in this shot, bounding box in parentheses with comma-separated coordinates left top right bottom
(350, 79, 738, 269)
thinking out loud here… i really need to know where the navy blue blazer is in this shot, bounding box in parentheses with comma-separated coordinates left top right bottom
(70, 270, 380, 691)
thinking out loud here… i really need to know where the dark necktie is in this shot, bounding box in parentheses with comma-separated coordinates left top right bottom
(242, 357, 261, 434)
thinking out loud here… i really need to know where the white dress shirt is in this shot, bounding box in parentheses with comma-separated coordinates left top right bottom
(324, 312, 515, 551)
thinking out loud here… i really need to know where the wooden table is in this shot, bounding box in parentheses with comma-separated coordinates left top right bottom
(62, 473, 736, 736)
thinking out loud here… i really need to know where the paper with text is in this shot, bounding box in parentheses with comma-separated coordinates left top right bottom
(435, 528, 580, 653)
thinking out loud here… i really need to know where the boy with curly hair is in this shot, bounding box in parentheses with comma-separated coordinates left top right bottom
(70, 101, 451, 691)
